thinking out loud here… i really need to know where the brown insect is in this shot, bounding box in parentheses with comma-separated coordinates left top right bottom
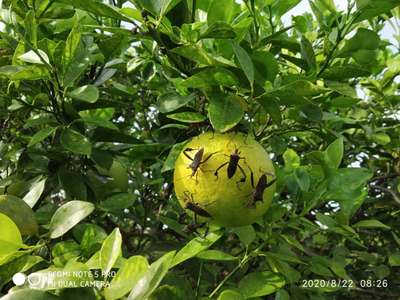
(247, 172, 276, 207)
(183, 191, 212, 218)
(183, 222, 207, 235)
(214, 148, 247, 183)
(183, 147, 216, 177)
(182, 191, 213, 237)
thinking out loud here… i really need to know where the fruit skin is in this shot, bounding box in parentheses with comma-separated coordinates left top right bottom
(92, 160, 129, 198)
(173, 132, 275, 227)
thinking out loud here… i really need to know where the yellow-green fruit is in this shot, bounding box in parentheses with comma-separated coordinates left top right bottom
(173, 132, 276, 227)
(97, 160, 129, 192)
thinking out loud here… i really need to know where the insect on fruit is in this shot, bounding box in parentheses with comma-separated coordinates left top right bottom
(183, 222, 207, 235)
(183, 191, 212, 218)
(182, 191, 212, 237)
(184, 147, 216, 178)
(214, 148, 247, 183)
(247, 172, 276, 207)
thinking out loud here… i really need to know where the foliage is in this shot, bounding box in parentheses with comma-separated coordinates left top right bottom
(0, 0, 400, 299)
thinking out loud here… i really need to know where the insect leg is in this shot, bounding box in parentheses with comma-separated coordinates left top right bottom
(237, 163, 247, 183)
(250, 171, 255, 188)
(214, 162, 229, 179)
(201, 151, 219, 164)
(265, 177, 277, 188)
(183, 148, 195, 161)
(202, 224, 209, 238)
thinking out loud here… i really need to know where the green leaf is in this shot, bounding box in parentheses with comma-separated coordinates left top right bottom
(136, 0, 182, 18)
(128, 251, 176, 300)
(207, 0, 235, 25)
(196, 250, 237, 261)
(104, 256, 149, 300)
(127, 143, 169, 160)
(80, 116, 119, 131)
(352, 49, 378, 65)
(217, 290, 244, 300)
(251, 50, 279, 85)
(0, 195, 38, 236)
(172, 45, 234, 66)
(232, 225, 256, 246)
(80, 224, 107, 256)
(294, 168, 310, 192)
(24, 10, 37, 46)
(49, 201, 95, 239)
(208, 93, 244, 132)
(58, 288, 96, 300)
(52, 240, 81, 267)
(0, 213, 23, 257)
(200, 22, 236, 39)
(18, 49, 50, 65)
(0, 253, 44, 284)
(238, 271, 285, 298)
(157, 93, 195, 113)
(326, 81, 357, 98)
(339, 28, 380, 56)
(161, 141, 188, 173)
(58, 170, 87, 200)
(355, 0, 400, 22)
(272, 0, 301, 16)
(300, 103, 322, 122)
(327, 171, 368, 195)
(330, 96, 360, 108)
(146, 286, 180, 300)
(260, 80, 327, 105)
(232, 41, 254, 87)
(171, 232, 222, 267)
(371, 133, 391, 145)
(166, 112, 206, 123)
(99, 193, 137, 212)
(68, 85, 99, 103)
(58, 0, 130, 21)
(321, 64, 371, 80)
(181, 67, 238, 88)
(353, 219, 391, 230)
(300, 36, 316, 71)
(324, 137, 343, 169)
(258, 96, 282, 124)
(275, 290, 290, 300)
(100, 228, 122, 275)
(28, 127, 57, 147)
(62, 22, 81, 73)
(60, 128, 92, 155)
(27, 262, 92, 290)
(0, 65, 50, 80)
(372, 264, 390, 279)
(23, 177, 46, 208)
(1, 290, 59, 300)
(388, 253, 400, 267)
(283, 149, 300, 172)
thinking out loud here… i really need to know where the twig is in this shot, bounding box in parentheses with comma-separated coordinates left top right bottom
(14, 97, 54, 114)
(195, 262, 203, 299)
(208, 262, 243, 298)
(372, 185, 400, 206)
(317, 8, 361, 77)
(368, 173, 400, 184)
(268, 5, 275, 34)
